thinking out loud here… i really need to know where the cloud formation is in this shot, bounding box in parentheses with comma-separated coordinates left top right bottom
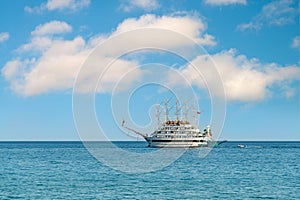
(31, 21, 72, 36)
(25, 0, 90, 13)
(120, 0, 159, 12)
(291, 36, 299, 49)
(0, 32, 10, 43)
(114, 13, 216, 46)
(2, 13, 215, 96)
(2, 13, 298, 101)
(176, 49, 300, 101)
(204, 0, 246, 6)
(237, 0, 297, 31)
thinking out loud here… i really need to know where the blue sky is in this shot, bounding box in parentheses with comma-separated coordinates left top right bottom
(0, 0, 299, 141)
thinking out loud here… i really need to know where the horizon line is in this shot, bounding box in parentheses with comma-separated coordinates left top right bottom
(0, 140, 299, 142)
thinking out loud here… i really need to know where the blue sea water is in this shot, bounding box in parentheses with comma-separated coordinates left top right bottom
(0, 141, 299, 199)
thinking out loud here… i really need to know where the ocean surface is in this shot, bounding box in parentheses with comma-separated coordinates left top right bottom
(0, 141, 299, 199)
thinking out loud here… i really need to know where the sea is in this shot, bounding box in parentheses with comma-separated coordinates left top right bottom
(0, 141, 299, 199)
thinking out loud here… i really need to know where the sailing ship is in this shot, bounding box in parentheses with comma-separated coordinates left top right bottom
(122, 99, 215, 148)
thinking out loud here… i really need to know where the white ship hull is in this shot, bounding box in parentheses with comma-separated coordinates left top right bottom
(145, 137, 211, 148)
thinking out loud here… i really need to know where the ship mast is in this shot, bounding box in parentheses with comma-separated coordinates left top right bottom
(175, 98, 180, 121)
(156, 104, 162, 128)
(183, 101, 188, 122)
(192, 101, 197, 125)
(165, 98, 169, 122)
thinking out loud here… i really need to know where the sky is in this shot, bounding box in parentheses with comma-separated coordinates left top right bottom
(0, 0, 299, 141)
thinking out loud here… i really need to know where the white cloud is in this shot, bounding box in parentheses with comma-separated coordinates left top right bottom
(2, 59, 23, 80)
(46, 0, 90, 11)
(113, 13, 216, 46)
(176, 49, 300, 101)
(31, 21, 72, 36)
(6, 14, 298, 100)
(291, 36, 300, 48)
(204, 0, 246, 6)
(2, 34, 141, 96)
(4, 12, 215, 96)
(0, 32, 10, 43)
(237, 0, 297, 31)
(120, 0, 159, 12)
(3, 12, 299, 101)
(4, 13, 298, 99)
(18, 36, 54, 53)
(260, 0, 297, 26)
(24, 6, 42, 14)
(25, 0, 90, 13)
